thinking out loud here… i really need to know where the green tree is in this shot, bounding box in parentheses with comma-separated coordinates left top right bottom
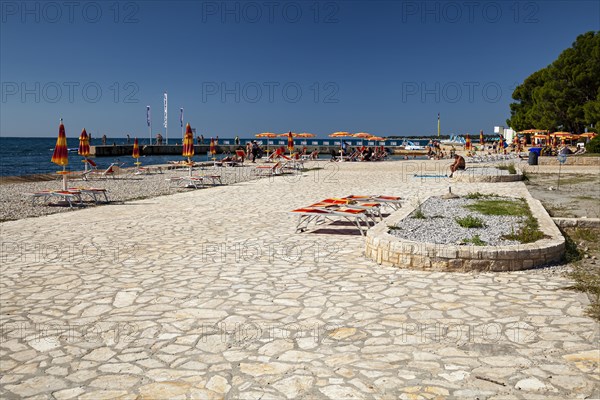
(507, 31, 600, 134)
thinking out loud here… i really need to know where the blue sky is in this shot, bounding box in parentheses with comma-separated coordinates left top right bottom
(1, 0, 598, 139)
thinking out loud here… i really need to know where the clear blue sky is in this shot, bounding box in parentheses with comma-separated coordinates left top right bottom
(1, 0, 598, 139)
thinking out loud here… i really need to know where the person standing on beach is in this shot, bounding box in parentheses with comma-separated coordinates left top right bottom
(200, 134, 204, 144)
(251, 141, 259, 163)
(216, 136, 219, 145)
(235, 136, 240, 145)
(102, 134, 107, 145)
(126, 134, 130, 144)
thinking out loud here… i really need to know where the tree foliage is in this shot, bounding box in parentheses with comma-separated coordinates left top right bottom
(507, 31, 600, 134)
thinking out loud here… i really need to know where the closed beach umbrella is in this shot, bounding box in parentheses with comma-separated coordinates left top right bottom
(182, 124, 195, 175)
(78, 128, 90, 173)
(52, 119, 69, 190)
(209, 138, 216, 159)
(479, 130, 484, 146)
(182, 123, 195, 158)
(465, 134, 471, 150)
(287, 131, 294, 154)
(78, 128, 90, 157)
(132, 137, 140, 159)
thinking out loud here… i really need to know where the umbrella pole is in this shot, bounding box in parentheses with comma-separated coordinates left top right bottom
(62, 166, 67, 191)
(188, 157, 192, 177)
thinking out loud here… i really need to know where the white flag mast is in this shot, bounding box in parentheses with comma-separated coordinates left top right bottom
(163, 91, 168, 144)
(180, 107, 184, 141)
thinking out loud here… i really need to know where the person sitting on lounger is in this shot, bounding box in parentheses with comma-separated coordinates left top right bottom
(449, 154, 466, 177)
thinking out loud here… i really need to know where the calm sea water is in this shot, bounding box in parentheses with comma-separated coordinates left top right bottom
(0, 137, 428, 177)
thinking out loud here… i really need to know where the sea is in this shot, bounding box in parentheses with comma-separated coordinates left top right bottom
(0, 137, 429, 177)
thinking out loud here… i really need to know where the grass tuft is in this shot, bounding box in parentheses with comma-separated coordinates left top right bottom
(463, 235, 487, 246)
(455, 215, 486, 228)
(465, 198, 528, 216)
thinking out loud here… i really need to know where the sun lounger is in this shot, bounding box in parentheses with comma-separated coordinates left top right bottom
(83, 162, 123, 180)
(254, 161, 283, 176)
(166, 176, 205, 189)
(28, 190, 84, 209)
(311, 199, 383, 223)
(290, 206, 372, 235)
(67, 187, 109, 203)
(344, 195, 403, 211)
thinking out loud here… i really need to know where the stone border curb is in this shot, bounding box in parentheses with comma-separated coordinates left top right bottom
(451, 167, 523, 183)
(365, 190, 565, 272)
(553, 217, 600, 229)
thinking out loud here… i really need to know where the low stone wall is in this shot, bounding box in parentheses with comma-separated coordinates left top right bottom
(538, 156, 600, 166)
(451, 167, 523, 183)
(365, 191, 565, 272)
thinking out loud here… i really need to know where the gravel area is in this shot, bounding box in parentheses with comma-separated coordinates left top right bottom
(389, 196, 525, 246)
(0, 164, 277, 222)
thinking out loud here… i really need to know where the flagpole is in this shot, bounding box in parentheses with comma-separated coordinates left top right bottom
(164, 91, 168, 145)
(147, 106, 151, 144)
(437, 113, 440, 137)
(180, 108, 184, 141)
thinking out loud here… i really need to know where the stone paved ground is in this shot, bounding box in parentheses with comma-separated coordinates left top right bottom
(1, 160, 599, 399)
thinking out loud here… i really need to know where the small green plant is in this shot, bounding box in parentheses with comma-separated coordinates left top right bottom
(412, 209, 426, 219)
(502, 215, 547, 243)
(465, 198, 528, 216)
(463, 235, 487, 246)
(497, 163, 517, 174)
(465, 192, 498, 199)
(411, 198, 426, 219)
(455, 215, 486, 228)
(566, 264, 600, 321)
(388, 225, 401, 231)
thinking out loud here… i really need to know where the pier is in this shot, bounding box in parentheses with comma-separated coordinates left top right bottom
(90, 144, 426, 157)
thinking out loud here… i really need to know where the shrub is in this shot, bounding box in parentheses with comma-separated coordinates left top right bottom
(585, 135, 600, 153)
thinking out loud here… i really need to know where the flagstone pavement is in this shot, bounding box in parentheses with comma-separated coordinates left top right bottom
(1, 160, 598, 399)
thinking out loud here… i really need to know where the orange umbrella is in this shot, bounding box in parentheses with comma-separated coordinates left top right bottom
(329, 131, 351, 137)
(518, 129, 548, 134)
(465, 134, 471, 150)
(296, 133, 315, 138)
(256, 132, 277, 138)
(578, 132, 597, 139)
(78, 128, 90, 157)
(287, 131, 294, 154)
(132, 137, 142, 170)
(550, 131, 573, 137)
(132, 137, 140, 159)
(182, 124, 195, 158)
(367, 136, 385, 141)
(353, 132, 372, 138)
(182, 123, 195, 175)
(78, 128, 90, 173)
(52, 119, 69, 190)
(209, 138, 216, 158)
